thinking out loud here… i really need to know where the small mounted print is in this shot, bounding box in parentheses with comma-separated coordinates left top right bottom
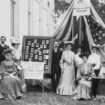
(34, 39, 37, 43)
(42, 40, 45, 44)
(39, 51, 42, 55)
(35, 55, 38, 59)
(44, 55, 49, 59)
(25, 55, 29, 59)
(39, 56, 42, 61)
(31, 43, 35, 47)
(44, 45, 47, 49)
(30, 53, 33, 57)
(45, 65, 48, 70)
(29, 58, 32, 61)
(36, 43, 39, 47)
(28, 41, 31, 45)
(46, 40, 49, 44)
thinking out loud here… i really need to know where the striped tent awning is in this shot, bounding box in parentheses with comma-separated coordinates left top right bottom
(53, 0, 105, 61)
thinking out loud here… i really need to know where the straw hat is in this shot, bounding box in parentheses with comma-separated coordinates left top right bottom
(10, 37, 20, 44)
(64, 41, 74, 45)
(79, 52, 89, 58)
(91, 44, 101, 49)
(3, 48, 12, 55)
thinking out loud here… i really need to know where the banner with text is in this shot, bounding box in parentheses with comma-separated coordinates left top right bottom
(73, 0, 90, 16)
(22, 61, 44, 80)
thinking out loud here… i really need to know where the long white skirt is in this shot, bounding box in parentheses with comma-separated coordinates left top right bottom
(73, 79, 91, 99)
(57, 63, 75, 95)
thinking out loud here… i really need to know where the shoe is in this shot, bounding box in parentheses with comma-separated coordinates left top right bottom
(0, 97, 4, 100)
(93, 97, 97, 101)
(17, 94, 26, 99)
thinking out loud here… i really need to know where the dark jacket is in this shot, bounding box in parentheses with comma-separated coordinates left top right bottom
(0, 44, 9, 64)
(51, 49, 62, 73)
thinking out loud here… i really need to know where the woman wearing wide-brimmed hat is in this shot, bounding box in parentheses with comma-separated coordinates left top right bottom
(88, 44, 101, 99)
(73, 53, 92, 100)
(88, 44, 101, 76)
(10, 37, 26, 92)
(0, 48, 23, 99)
(56, 41, 76, 95)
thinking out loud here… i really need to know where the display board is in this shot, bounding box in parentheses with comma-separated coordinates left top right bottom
(22, 36, 53, 74)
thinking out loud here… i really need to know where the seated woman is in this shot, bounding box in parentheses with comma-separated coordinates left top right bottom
(0, 49, 23, 99)
(73, 53, 92, 100)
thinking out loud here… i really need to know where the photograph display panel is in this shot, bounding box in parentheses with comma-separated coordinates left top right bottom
(22, 36, 53, 73)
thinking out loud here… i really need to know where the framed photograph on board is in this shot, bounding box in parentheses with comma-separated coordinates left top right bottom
(22, 36, 53, 74)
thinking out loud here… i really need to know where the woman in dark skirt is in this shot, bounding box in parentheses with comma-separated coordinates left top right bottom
(88, 45, 101, 99)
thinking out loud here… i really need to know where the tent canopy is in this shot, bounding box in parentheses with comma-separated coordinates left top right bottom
(53, 0, 105, 62)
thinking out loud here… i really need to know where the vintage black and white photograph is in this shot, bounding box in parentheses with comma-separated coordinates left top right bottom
(0, 0, 105, 105)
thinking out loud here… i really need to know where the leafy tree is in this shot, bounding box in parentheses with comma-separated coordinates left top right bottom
(55, 0, 105, 23)
(91, 0, 105, 23)
(54, 0, 70, 19)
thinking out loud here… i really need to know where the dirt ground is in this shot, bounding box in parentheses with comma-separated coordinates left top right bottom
(0, 86, 105, 105)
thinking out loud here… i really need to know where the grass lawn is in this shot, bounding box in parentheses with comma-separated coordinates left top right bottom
(0, 85, 105, 105)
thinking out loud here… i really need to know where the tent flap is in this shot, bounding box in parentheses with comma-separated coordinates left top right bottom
(53, 0, 105, 62)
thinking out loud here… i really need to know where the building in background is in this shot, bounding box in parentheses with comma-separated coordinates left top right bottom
(0, 0, 55, 46)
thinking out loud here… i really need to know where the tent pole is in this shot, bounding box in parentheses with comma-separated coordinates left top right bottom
(72, 16, 74, 40)
(79, 16, 82, 45)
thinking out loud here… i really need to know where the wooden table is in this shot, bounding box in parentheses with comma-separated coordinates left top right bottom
(91, 76, 105, 98)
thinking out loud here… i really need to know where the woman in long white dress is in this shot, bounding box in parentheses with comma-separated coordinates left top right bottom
(57, 41, 75, 95)
(11, 38, 26, 92)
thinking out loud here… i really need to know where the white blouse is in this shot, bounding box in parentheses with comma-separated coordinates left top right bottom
(88, 53, 101, 70)
(60, 50, 75, 65)
(75, 54, 83, 66)
(12, 48, 21, 60)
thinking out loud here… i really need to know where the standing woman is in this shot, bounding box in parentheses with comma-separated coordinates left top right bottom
(57, 41, 75, 95)
(11, 38, 26, 92)
(88, 45, 101, 99)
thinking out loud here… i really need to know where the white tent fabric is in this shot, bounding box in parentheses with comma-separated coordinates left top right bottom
(91, 3, 105, 28)
(84, 16, 94, 48)
(53, 0, 105, 62)
(53, 0, 74, 40)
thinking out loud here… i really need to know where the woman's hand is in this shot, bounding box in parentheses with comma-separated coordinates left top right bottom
(88, 77, 92, 81)
(66, 62, 71, 65)
(13, 71, 17, 75)
(4, 72, 10, 76)
(59, 62, 64, 69)
(76, 76, 81, 81)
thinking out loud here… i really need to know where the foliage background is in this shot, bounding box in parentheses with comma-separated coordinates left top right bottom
(54, 0, 105, 23)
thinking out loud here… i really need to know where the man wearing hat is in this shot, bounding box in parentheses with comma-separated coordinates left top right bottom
(88, 44, 101, 99)
(0, 36, 9, 64)
(51, 40, 62, 92)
